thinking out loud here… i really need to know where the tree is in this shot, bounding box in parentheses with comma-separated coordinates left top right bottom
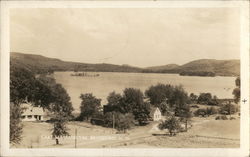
(134, 102, 151, 125)
(158, 116, 181, 136)
(145, 84, 190, 118)
(106, 91, 123, 113)
(79, 93, 101, 121)
(116, 113, 134, 132)
(220, 103, 237, 115)
(197, 93, 212, 104)
(10, 103, 23, 144)
(175, 104, 192, 131)
(51, 113, 70, 145)
(10, 66, 37, 105)
(145, 84, 173, 105)
(168, 85, 189, 110)
(233, 77, 240, 104)
(36, 75, 73, 145)
(103, 112, 134, 132)
(189, 93, 198, 103)
(122, 88, 150, 125)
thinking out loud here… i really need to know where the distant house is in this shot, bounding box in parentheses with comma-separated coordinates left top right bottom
(21, 103, 44, 121)
(150, 107, 162, 121)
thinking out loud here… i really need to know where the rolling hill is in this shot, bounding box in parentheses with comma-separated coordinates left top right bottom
(10, 52, 142, 74)
(10, 52, 240, 76)
(145, 59, 240, 76)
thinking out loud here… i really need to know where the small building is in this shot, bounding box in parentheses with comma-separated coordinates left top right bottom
(21, 103, 44, 121)
(150, 107, 162, 121)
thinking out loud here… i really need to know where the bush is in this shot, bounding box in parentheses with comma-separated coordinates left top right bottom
(215, 115, 228, 120)
(219, 104, 237, 115)
(194, 107, 218, 117)
(194, 109, 206, 117)
(103, 112, 134, 132)
(197, 93, 218, 105)
(206, 107, 218, 115)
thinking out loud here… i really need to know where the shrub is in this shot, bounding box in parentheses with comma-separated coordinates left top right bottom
(103, 112, 134, 132)
(194, 107, 218, 117)
(206, 107, 218, 115)
(197, 93, 218, 105)
(194, 109, 207, 117)
(219, 104, 237, 115)
(158, 116, 181, 136)
(215, 115, 228, 120)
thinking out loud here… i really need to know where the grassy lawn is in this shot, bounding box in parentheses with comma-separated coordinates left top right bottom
(12, 114, 240, 148)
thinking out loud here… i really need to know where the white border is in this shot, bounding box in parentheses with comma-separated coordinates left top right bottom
(0, 1, 249, 157)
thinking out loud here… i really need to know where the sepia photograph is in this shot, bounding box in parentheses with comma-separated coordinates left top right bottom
(1, 1, 249, 157)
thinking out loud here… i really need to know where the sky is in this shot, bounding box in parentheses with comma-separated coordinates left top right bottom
(10, 8, 240, 67)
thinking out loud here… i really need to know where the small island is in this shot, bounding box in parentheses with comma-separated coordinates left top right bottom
(71, 72, 100, 77)
(179, 71, 216, 77)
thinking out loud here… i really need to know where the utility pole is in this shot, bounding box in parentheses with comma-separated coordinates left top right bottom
(229, 101, 231, 118)
(112, 113, 115, 133)
(75, 128, 77, 148)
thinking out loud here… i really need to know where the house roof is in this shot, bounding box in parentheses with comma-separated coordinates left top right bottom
(21, 103, 44, 116)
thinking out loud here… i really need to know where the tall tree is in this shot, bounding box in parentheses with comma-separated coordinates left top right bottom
(79, 93, 101, 121)
(168, 85, 189, 108)
(106, 91, 123, 113)
(158, 116, 181, 136)
(122, 88, 150, 125)
(145, 84, 173, 106)
(10, 66, 37, 104)
(51, 113, 70, 145)
(232, 77, 240, 104)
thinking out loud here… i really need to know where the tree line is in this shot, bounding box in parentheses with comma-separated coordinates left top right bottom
(77, 84, 192, 132)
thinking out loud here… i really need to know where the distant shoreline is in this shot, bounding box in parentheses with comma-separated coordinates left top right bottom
(11, 52, 240, 77)
(53, 71, 238, 78)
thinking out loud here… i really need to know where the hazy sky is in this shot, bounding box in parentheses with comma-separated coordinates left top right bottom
(10, 8, 240, 67)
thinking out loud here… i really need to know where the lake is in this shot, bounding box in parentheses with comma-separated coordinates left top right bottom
(54, 71, 236, 112)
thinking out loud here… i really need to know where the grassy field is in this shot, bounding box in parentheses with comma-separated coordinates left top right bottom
(12, 113, 240, 148)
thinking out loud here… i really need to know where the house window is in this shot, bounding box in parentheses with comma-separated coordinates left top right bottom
(34, 115, 38, 119)
(21, 116, 25, 119)
(27, 115, 32, 119)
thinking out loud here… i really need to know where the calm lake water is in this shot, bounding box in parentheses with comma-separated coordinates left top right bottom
(54, 71, 236, 112)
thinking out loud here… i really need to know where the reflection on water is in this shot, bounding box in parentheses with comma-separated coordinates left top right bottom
(54, 72, 236, 112)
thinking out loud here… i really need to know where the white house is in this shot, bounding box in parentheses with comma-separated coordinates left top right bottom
(150, 107, 162, 121)
(21, 103, 44, 121)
